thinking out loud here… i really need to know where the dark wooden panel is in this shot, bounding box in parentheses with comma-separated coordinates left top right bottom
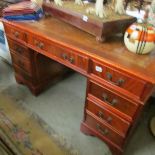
(34, 51, 72, 83)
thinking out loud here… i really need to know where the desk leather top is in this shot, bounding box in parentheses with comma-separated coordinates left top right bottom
(3, 17, 155, 84)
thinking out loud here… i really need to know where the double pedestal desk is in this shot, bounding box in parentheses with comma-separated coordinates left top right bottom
(2, 17, 155, 155)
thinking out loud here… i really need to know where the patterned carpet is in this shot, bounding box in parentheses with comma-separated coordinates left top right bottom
(0, 140, 13, 155)
(0, 94, 70, 155)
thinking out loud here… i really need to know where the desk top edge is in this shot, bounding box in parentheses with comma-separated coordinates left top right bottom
(2, 17, 155, 84)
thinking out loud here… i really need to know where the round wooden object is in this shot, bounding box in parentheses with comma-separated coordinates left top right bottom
(150, 116, 155, 137)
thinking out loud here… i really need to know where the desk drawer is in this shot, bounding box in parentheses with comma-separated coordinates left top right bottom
(88, 80, 139, 119)
(29, 37, 47, 51)
(8, 38, 31, 59)
(91, 60, 146, 99)
(11, 52, 33, 76)
(84, 113, 125, 147)
(53, 45, 88, 71)
(28, 36, 89, 72)
(86, 98, 130, 136)
(4, 24, 26, 42)
(13, 64, 36, 84)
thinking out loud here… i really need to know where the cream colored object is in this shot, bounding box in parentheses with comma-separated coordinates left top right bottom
(54, 0, 83, 6)
(53, 0, 125, 18)
(147, 0, 155, 26)
(150, 116, 155, 136)
(115, 0, 125, 15)
(94, 0, 125, 18)
(31, 0, 43, 6)
(124, 23, 155, 54)
(75, 0, 83, 6)
(95, 0, 107, 18)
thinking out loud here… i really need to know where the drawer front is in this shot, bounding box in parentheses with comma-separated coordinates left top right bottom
(11, 52, 33, 76)
(29, 37, 47, 52)
(53, 47, 88, 71)
(86, 99, 130, 136)
(13, 64, 36, 84)
(69, 51, 88, 71)
(4, 24, 26, 42)
(88, 80, 138, 118)
(85, 113, 124, 146)
(54, 48, 76, 67)
(28, 36, 89, 72)
(8, 38, 32, 59)
(91, 60, 146, 98)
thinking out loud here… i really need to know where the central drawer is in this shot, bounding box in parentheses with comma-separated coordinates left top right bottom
(88, 80, 139, 119)
(52, 45, 89, 72)
(28, 36, 89, 73)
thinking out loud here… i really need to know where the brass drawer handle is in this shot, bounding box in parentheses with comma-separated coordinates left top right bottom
(69, 57, 74, 64)
(34, 41, 44, 49)
(38, 42, 44, 49)
(102, 93, 118, 106)
(62, 53, 68, 60)
(97, 111, 113, 123)
(106, 72, 124, 86)
(62, 54, 74, 63)
(98, 111, 104, 119)
(14, 31, 19, 38)
(34, 40, 39, 47)
(15, 47, 22, 54)
(96, 124, 109, 135)
(107, 116, 112, 123)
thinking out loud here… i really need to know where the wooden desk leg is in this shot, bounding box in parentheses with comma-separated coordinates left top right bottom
(15, 74, 40, 96)
(15, 74, 23, 85)
(80, 122, 123, 155)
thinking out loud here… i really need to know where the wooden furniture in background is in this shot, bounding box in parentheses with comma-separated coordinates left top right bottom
(43, 2, 136, 42)
(2, 17, 155, 155)
(8, 37, 71, 95)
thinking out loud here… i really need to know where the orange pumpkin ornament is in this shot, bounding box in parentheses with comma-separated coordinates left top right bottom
(124, 23, 155, 54)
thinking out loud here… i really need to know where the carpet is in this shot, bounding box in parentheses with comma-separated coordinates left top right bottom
(0, 94, 71, 155)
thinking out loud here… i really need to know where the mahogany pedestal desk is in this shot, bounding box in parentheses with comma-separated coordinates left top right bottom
(2, 17, 155, 155)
